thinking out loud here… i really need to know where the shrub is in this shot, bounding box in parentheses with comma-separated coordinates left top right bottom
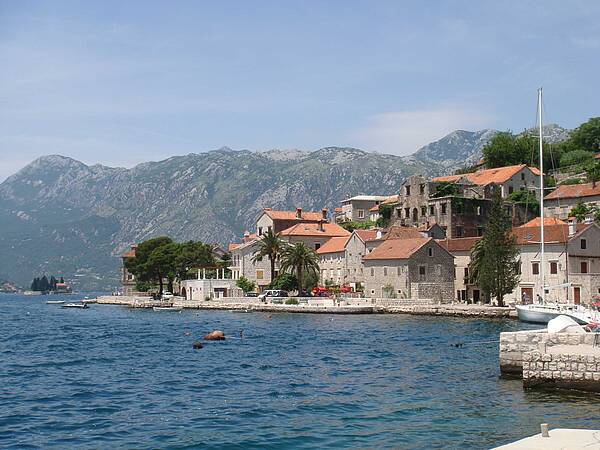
(559, 149, 594, 168)
(559, 178, 583, 186)
(285, 298, 299, 305)
(270, 273, 298, 291)
(236, 276, 256, 293)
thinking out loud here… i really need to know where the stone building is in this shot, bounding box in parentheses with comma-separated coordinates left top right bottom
(121, 244, 137, 296)
(437, 237, 482, 303)
(363, 237, 454, 301)
(390, 166, 538, 238)
(229, 209, 349, 289)
(256, 208, 328, 236)
(507, 217, 600, 305)
(335, 195, 389, 223)
(316, 236, 350, 285)
(344, 229, 381, 289)
(544, 182, 600, 220)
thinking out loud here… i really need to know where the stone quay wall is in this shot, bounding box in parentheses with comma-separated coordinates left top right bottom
(522, 350, 600, 392)
(500, 329, 600, 375)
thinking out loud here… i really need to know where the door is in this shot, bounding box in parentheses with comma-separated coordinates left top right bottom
(473, 290, 480, 303)
(521, 287, 533, 304)
(574, 287, 581, 305)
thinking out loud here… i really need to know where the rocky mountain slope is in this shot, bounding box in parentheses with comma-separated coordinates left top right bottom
(0, 126, 568, 290)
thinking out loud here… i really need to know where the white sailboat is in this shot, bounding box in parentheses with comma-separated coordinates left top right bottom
(516, 89, 598, 325)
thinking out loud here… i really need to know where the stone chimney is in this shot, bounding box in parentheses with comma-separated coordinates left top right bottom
(568, 220, 576, 237)
(296, 207, 302, 219)
(321, 208, 328, 221)
(318, 220, 324, 232)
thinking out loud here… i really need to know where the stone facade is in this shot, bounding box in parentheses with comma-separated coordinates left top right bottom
(337, 195, 389, 223)
(363, 239, 455, 301)
(319, 250, 346, 285)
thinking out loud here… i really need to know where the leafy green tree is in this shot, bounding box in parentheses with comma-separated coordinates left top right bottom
(146, 242, 179, 293)
(431, 181, 459, 198)
(269, 273, 298, 291)
(251, 229, 284, 284)
(559, 149, 594, 168)
(376, 203, 394, 228)
(569, 201, 595, 222)
(174, 241, 215, 280)
(468, 192, 520, 306)
(506, 189, 540, 215)
(236, 276, 256, 293)
(585, 160, 600, 185)
(279, 242, 320, 293)
(340, 220, 376, 231)
(570, 117, 600, 153)
(301, 269, 320, 292)
(125, 236, 174, 295)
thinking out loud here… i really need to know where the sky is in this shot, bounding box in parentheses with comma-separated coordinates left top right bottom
(1, 1, 600, 181)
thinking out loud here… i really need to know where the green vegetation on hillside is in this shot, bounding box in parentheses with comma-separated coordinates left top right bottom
(481, 117, 600, 175)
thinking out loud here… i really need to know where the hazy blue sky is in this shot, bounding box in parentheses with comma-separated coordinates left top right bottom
(1, 1, 599, 180)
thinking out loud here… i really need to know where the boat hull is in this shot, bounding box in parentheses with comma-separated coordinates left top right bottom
(516, 305, 562, 324)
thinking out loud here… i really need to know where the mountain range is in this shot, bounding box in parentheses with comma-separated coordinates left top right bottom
(0, 125, 568, 290)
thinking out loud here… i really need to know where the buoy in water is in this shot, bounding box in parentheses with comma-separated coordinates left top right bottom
(203, 330, 225, 341)
(193, 341, 203, 349)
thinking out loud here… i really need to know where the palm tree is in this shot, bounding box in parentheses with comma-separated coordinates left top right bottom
(252, 229, 284, 284)
(279, 242, 320, 292)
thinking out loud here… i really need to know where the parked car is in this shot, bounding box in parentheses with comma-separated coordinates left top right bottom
(258, 290, 288, 303)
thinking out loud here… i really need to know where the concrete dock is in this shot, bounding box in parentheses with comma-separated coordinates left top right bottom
(493, 428, 600, 449)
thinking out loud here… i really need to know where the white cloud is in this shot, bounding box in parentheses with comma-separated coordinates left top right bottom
(350, 105, 495, 155)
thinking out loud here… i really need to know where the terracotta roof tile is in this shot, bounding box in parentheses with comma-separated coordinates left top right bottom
(316, 236, 350, 254)
(280, 222, 351, 238)
(512, 223, 589, 245)
(520, 217, 566, 227)
(382, 226, 424, 240)
(437, 237, 481, 253)
(363, 237, 432, 260)
(262, 209, 324, 221)
(544, 182, 600, 201)
(228, 243, 241, 251)
(433, 164, 540, 186)
(354, 229, 380, 242)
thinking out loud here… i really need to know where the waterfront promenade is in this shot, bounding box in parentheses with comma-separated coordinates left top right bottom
(97, 295, 518, 319)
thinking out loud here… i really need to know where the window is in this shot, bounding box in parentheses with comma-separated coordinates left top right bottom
(429, 205, 435, 215)
(455, 226, 463, 237)
(581, 261, 588, 274)
(421, 206, 427, 217)
(370, 268, 374, 276)
(406, 185, 411, 196)
(464, 267, 469, 278)
(532, 262, 539, 275)
(315, 243, 321, 250)
(404, 207, 410, 218)
(521, 173, 525, 181)
(550, 261, 557, 274)
(258, 227, 263, 236)
(357, 209, 365, 219)
(508, 186, 514, 194)
(419, 265, 426, 281)
(397, 267, 401, 276)
(428, 247, 433, 257)
(581, 239, 587, 250)
(441, 203, 447, 215)
(267, 226, 272, 233)
(477, 227, 483, 237)
(420, 184, 425, 195)
(383, 267, 387, 276)
(256, 270, 264, 280)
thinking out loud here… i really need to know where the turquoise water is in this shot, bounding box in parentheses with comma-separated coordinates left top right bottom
(1, 293, 599, 449)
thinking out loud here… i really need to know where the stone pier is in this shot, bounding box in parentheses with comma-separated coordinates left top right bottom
(500, 328, 600, 392)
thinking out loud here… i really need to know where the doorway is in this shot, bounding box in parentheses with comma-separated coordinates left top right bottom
(521, 287, 533, 304)
(574, 287, 581, 305)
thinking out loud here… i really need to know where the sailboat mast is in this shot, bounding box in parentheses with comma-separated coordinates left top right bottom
(538, 87, 545, 303)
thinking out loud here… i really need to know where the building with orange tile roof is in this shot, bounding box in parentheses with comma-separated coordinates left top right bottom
(544, 182, 600, 220)
(121, 244, 138, 295)
(256, 207, 329, 236)
(317, 236, 351, 285)
(362, 236, 454, 300)
(335, 195, 390, 223)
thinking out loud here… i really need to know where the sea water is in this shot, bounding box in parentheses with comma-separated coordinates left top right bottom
(1, 293, 599, 449)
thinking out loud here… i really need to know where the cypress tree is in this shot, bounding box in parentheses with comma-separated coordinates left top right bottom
(40, 275, 50, 292)
(469, 190, 521, 306)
